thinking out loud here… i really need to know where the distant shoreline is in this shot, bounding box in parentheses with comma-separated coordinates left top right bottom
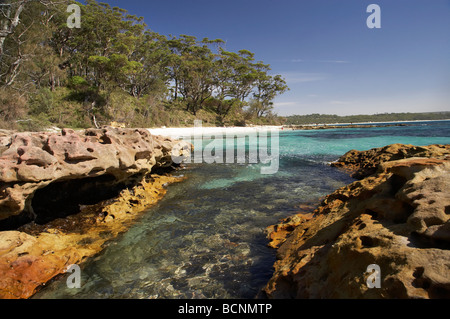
(299, 118, 450, 126)
(148, 119, 450, 137)
(283, 112, 450, 127)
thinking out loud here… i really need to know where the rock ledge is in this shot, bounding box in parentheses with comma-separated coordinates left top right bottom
(0, 127, 190, 299)
(263, 144, 450, 299)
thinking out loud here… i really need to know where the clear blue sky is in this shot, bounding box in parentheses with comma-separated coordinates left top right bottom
(100, 0, 450, 116)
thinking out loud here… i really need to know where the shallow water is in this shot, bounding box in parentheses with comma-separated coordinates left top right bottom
(34, 121, 450, 299)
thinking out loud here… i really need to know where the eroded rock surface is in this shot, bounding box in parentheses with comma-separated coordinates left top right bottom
(331, 143, 450, 179)
(263, 144, 450, 299)
(0, 174, 184, 299)
(0, 127, 191, 299)
(0, 127, 190, 223)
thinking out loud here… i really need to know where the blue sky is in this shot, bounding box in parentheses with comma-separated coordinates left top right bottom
(101, 0, 450, 116)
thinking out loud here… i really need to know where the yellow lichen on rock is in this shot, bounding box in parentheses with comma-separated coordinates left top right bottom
(0, 174, 184, 299)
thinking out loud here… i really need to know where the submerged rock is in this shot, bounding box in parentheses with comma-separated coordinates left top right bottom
(263, 144, 450, 299)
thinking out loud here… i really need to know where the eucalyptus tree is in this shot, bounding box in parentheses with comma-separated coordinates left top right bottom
(0, 0, 69, 87)
(0, 0, 290, 129)
(251, 72, 289, 118)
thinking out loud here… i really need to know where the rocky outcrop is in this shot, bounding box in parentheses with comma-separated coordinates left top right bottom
(0, 174, 184, 299)
(0, 127, 191, 299)
(0, 127, 190, 225)
(331, 143, 450, 179)
(263, 144, 450, 299)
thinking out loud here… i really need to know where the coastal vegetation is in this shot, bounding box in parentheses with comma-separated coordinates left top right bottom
(1, 1, 448, 132)
(284, 112, 450, 125)
(0, 0, 288, 131)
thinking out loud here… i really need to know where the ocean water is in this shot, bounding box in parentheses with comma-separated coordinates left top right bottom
(34, 121, 450, 299)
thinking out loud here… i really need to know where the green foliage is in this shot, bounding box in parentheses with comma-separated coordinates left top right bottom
(68, 76, 89, 89)
(0, 0, 288, 131)
(0, 88, 27, 129)
(284, 112, 450, 125)
(29, 88, 54, 116)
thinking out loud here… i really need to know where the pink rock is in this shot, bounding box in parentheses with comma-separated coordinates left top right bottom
(0, 127, 191, 223)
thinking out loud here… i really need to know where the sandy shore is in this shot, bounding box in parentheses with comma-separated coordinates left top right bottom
(148, 126, 282, 138)
(147, 119, 450, 138)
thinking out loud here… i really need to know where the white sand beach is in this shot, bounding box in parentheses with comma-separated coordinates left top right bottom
(148, 126, 283, 139)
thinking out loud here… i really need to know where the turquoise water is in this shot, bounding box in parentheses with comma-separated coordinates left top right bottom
(34, 121, 450, 299)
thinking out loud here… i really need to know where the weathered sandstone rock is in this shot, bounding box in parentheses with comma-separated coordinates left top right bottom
(331, 144, 450, 179)
(263, 144, 450, 299)
(0, 174, 184, 299)
(0, 127, 191, 299)
(0, 127, 190, 223)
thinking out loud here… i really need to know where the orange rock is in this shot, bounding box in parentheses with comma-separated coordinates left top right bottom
(262, 145, 450, 299)
(0, 173, 185, 299)
(331, 144, 450, 179)
(266, 213, 315, 249)
(0, 127, 191, 299)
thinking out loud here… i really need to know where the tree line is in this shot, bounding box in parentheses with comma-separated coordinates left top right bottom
(0, 0, 289, 130)
(285, 112, 450, 125)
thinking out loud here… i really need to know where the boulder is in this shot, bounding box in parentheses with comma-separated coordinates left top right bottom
(0, 127, 191, 223)
(0, 126, 191, 299)
(331, 144, 450, 179)
(0, 231, 80, 299)
(263, 145, 450, 299)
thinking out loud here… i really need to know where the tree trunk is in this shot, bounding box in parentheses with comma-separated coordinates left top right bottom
(93, 114, 99, 129)
(0, 1, 27, 56)
(0, 4, 12, 56)
(0, 36, 6, 56)
(49, 72, 55, 91)
(174, 78, 178, 100)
